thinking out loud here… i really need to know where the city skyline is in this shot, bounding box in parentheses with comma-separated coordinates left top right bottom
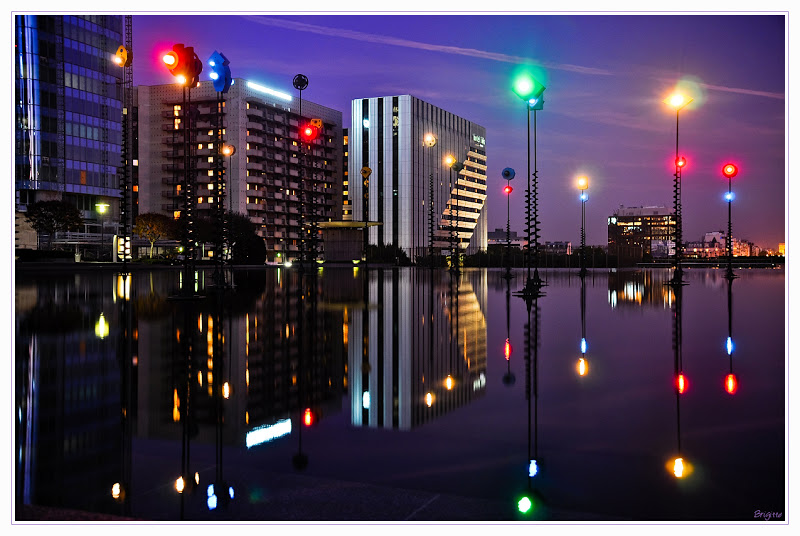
(129, 10, 786, 250)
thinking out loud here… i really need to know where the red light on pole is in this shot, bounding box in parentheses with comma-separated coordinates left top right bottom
(676, 156, 687, 168)
(725, 373, 738, 394)
(301, 124, 318, 141)
(722, 163, 738, 178)
(677, 373, 688, 394)
(504, 185, 513, 195)
(504, 338, 512, 360)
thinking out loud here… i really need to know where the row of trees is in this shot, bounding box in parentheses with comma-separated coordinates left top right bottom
(21, 200, 266, 264)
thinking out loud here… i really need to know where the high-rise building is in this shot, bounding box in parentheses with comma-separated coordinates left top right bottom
(608, 205, 675, 265)
(348, 95, 488, 258)
(136, 77, 343, 263)
(15, 15, 125, 242)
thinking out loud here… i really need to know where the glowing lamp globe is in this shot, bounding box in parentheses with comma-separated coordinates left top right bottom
(722, 163, 738, 178)
(504, 185, 513, 195)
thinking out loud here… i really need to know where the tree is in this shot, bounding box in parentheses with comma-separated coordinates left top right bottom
(134, 212, 177, 258)
(25, 200, 83, 250)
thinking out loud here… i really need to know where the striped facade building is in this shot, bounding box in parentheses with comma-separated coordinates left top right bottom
(348, 95, 488, 259)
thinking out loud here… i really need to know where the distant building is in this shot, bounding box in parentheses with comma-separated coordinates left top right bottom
(607, 205, 674, 264)
(543, 241, 572, 255)
(487, 228, 525, 248)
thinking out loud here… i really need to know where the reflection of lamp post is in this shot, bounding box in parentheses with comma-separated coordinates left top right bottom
(577, 176, 589, 277)
(513, 75, 546, 292)
(96, 202, 109, 261)
(664, 92, 692, 283)
(722, 163, 739, 280)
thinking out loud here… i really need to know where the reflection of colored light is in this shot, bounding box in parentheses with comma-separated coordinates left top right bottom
(726, 337, 734, 355)
(504, 338, 512, 360)
(577, 357, 588, 377)
(580, 338, 587, 354)
(445, 375, 454, 390)
(518, 496, 533, 514)
(175, 477, 185, 493)
(111, 483, 121, 499)
(673, 457, 685, 478)
(529, 460, 538, 478)
(725, 373, 738, 394)
(677, 374, 688, 394)
(362, 391, 370, 409)
(426, 392, 433, 407)
(303, 408, 313, 426)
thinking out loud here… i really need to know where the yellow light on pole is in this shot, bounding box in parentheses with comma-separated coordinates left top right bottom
(423, 133, 437, 147)
(576, 357, 588, 376)
(577, 176, 589, 191)
(445, 154, 455, 167)
(665, 93, 693, 110)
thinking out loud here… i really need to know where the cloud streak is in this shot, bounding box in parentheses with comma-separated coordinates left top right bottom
(242, 15, 613, 76)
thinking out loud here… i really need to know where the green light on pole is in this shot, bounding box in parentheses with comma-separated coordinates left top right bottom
(518, 496, 533, 514)
(512, 75, 546, 103)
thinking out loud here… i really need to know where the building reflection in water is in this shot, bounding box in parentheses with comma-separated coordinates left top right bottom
(608, 269, 675, 308)
(346, 267, 488, 430)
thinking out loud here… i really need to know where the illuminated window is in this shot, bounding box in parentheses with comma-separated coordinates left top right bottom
(132, 185, 138, 192)
(208, 170, 214, 176)
(173, 211, 181, 219)
(198, 197, 204, 204)
(207, 143, 214, 149)
(208, 157, 214, 163)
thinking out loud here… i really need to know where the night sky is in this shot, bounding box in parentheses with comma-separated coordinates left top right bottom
(132, 11, 786, 250)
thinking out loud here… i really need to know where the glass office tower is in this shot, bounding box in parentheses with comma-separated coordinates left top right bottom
(15, 15, 124, 233)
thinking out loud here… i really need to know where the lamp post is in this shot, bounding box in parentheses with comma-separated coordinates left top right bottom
(512, 75, 546, 292)
(502, 167, 515, 280)
(722, 163, 738, 280)
(423, 133, 437, 262)
(577, 176, 589, 277)
(221, 144, 235, 263)
(445, 155, 464, 272)
(664, 92, 692, 284)
(96, 202, 109, 260)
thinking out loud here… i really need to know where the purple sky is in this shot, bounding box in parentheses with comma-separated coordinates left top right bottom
(133, 13, 786, 249)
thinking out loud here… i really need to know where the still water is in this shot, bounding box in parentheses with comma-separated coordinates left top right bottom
(14, 265, 785, 521)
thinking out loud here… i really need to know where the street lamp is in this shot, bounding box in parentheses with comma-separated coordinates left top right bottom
(664, 92, 693, 284)
(221, 144, 235, 261)
(96, 202, 110, 260)
(577, 176, 589, 277)
(512, 74, 546, 292)
(722, 163, 739, 279)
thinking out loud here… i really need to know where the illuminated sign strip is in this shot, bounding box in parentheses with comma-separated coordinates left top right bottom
(246, 81, 292, 102)
(245, 419, 292, 448)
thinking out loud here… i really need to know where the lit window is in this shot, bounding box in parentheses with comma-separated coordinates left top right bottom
(208, 170, 214, 176)
(173, 211, 181, 219)
(208, 143, 213, 149)
(198, 143, 203, 150)
(208, 157, 214, 163)
(198, 197, 204, 204)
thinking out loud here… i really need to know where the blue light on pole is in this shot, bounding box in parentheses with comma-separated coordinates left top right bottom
(529, 459, 539, 478)
(207, 50, 231, 93)
(580, 192, 588, 202)
(580, 338, 587, 354)
(726, 336, 734, 355)
(724, 191, 735, 202)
